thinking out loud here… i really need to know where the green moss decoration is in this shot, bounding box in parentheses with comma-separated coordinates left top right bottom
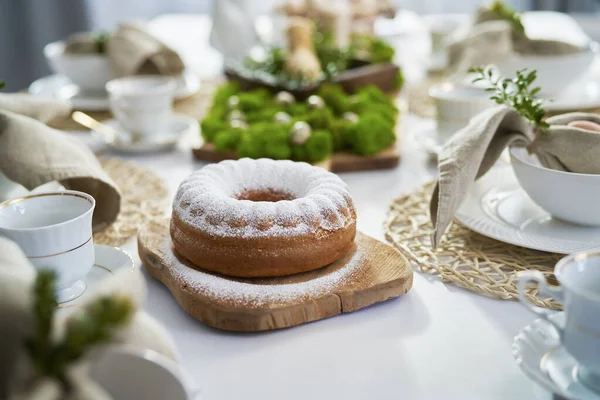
(201, 82, 398, 161)
(200, 118, 228, 142)
(342, 113, 396, 156)
(214, 128, 244, 152)
(304, 129, 333, 162)
(238, 123, 292, 160)
(392, 69, 405, 91)
(317, 84, 349, 115)
(306, 108, 334, 130)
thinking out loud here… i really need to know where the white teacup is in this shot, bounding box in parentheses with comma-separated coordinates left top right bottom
(518, 251, 600, 391)
(106, 76, 176, 138)
(0, 191, 95, 302)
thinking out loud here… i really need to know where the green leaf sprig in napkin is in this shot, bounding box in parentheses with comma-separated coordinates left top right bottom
(469, 66, 548, 150)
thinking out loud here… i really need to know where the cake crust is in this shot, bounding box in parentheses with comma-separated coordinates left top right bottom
(170, 158, 357, 278)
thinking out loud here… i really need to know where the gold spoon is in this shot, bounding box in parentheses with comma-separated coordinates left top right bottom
(71, 111, 117, 145)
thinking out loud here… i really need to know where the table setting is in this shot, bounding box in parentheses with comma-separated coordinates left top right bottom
(1, 1, 600, 399)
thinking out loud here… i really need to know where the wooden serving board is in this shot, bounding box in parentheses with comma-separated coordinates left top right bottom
(192, 142, 399, 173)
(138, 218, 413, 332)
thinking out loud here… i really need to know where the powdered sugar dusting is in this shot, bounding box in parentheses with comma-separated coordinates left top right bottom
(174, 158, 355, 238)
(163, 239, 364, 307)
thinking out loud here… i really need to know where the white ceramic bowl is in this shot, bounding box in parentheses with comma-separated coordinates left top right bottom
(89, 346, 197, 400)
(495, 42, 598, 95)
(510, 146, 600, 226)
(429, 82, 496, 142)
(44, 40, 116, 92)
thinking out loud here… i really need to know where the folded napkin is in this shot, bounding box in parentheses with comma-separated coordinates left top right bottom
(430, 106, 600, 247)
(0, 93, 71, 124)
(0, 111, 120, 231)
(63, 31, 105, 54)
(447, 17, 583, 74)
(447, 20, 513, 75)
(0, 236, 179, 399)
(107, 23, 186, 77)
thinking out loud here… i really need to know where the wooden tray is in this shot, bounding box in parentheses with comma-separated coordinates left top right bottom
(225, 63, 400, 97)
(192, 142, 400, 173)
(138, 218, 413, 332)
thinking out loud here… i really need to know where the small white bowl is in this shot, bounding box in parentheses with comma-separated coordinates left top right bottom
(429, 82, 496, 142)
(44, 40, 116, 92)
(510, 146, 600, 226)
(495, 42, 597, 95)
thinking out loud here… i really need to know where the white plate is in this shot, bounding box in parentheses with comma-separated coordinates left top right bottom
(28, 72, 200, 111)
(455, 165, 600, 254)
(59, 244, 135, 309)
(543, 79, 600, 112)
(513, 313, 600, 400)
(99, 114, 198, 154)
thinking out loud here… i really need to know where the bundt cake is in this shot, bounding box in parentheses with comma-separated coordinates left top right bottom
(170, 158, 357, 277)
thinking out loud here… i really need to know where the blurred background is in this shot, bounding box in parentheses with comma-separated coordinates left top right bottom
(1, 0, 599, 91)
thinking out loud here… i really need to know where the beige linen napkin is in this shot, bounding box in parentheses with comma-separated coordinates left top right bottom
(0, 111, 120, 231)
(430, 106, 600, 247)
(0, 236, 179, 399)
(0, 93, 71, 124)
(447, 18, 582, 74)
(107, 23, 185, 77)
(447, 20, 513, 75)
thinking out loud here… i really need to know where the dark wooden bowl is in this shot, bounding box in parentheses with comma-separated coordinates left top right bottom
(224, 61, 400, 97)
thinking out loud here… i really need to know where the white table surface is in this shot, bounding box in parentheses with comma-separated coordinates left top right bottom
(106, 11, 568, 400)
(110, 114, 553, 400)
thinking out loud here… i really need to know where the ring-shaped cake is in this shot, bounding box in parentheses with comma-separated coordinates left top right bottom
(170, 158, 357, 277)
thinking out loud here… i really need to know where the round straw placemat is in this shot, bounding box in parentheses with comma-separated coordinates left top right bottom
(93, 158, 169, 247)
(384, 181, 562, 310)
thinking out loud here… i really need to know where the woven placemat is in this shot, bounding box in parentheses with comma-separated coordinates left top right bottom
(93, 158, 169, 247)
(384, 181, 562, 310)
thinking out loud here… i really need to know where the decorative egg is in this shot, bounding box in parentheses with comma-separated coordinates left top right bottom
(568, 120, 600, 132)
(230, 119, 248, 130)
(290, 121, 312, 145)
(275, 91, 295, 105)
(274, 111, 292, 124)
(228, 110, 246, 121)
(342, 112, 359, 123)
(227, 95, 240, 109)
(307, 95, 325, 109)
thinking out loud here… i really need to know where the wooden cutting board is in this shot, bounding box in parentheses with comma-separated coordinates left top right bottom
(138, 218, 413, 332)
(192, 142, 400, 173)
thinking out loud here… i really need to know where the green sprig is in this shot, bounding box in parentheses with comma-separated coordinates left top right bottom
(25, 272, 134, 390)
(94, 32, 109, 54)
(488, 1, 525, 34)
(469, 66, 549, 134)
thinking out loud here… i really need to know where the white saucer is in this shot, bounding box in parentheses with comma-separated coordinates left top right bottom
(28, 71, 201, 111)
(513, 313, 600, 400)
(455, 165, 600, 254)
(59, 244, 135, 309)
(100, 114, 198, 154)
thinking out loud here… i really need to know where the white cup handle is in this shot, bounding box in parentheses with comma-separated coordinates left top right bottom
(517, 271, 564, 338)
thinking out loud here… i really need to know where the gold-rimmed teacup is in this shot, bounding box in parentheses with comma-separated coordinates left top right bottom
(0, 190, 95, 302)
(518, 251, 600, 392)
